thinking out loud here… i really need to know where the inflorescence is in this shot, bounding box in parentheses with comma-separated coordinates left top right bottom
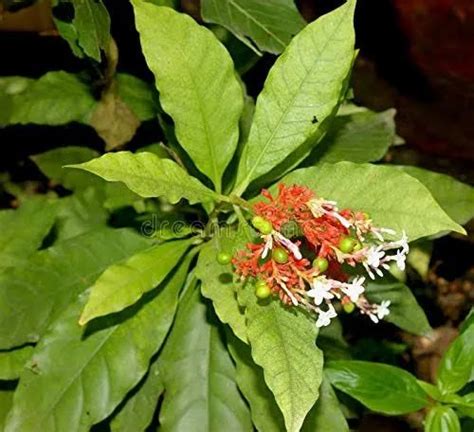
(231, 184, 409, 328)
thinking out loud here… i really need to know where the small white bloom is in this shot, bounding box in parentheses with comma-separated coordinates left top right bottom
(328, 210, 352, 228)
(307, 276, 334, 306)
(315, 304, 337, 328)
(342, 276, 366, 302)
(366, 246, 385, 268)
(392, 249, 407, 271)
(368, 312, 379, 323)
(274, 232, 303, 260)
(375, 300, 391, 320)
(261, 234, 273, 259)
(278, 281, 299, 306)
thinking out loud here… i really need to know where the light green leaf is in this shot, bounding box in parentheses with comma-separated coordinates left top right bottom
(5, 254, 188, 432)
(279, 162, 464, 241)
(234, 0, 356, 194)
(201, 0, 305, 54)
(110, 358, 163, 432)
(399, 166, 474, 226)
(365, 275, 431, 335)
(158, 286, 252, 431)
(301, 376, 349, 432)
(68, 151, 220, 204)
(132, 3, 243, 191)
(53, 0, 111, 61)
(79, 238, 192, 324)
(0, 346, 34, 380)
(0, 198, 57, 270)
(305, 109, 396, 165)
(326, 360, 429, 415)
(116, 73, 157, 121)
(0, 228, 152, 349)
(437, 320, 474, 394)
(227, 333, 285, 432)
(0, 72, 96, 126)
(425, 406, 461, 432)
(245, 295, 323, 432)
(196, 228, 251, 343)
(0, 389, 13, 431)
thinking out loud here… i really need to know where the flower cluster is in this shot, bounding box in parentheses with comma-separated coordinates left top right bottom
(232, 184, 409, 328)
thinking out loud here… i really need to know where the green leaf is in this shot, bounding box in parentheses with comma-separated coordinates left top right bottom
(326, 360, 429, 415)
(52, 0, 111, 61)
(437, 320, 474, 394)
(132, 3, 243, 191)
(234, 0, 356, 194)
(196, 228, 250, 343)
(399, 166, 474, 226)
(317, 318, 351, 361)
(227, 333, 285, 432)
(0, 198, 57, 270)
(68, 151, 220, 204)
(305, 109, 396, 165)
(0, 228, 152, 349)
(158, 286, 252, 431)
(0, 72, 96, 126)
(0, 346, 34, 380)
(116, 73, 157, 121)
(201, 0, 305, 54)
(110, 358, 163, 432)
(278, 162, 464, 241)
(0, 389, 13, 431)
(365, 275, 431, 335)
(301, 376, 349, 432)
(5, 253, 189, 432)
(244, 295, 323, 432)
(79, 238, 192, 324)
(425, 406, 461, 432)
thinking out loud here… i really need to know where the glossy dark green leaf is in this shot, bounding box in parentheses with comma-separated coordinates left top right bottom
(0, 228, 152, 349)
(0, 346, 33, 380)
(158, 287, 252, 431)
(365, 275, 431, 335)
(0, 198, 57, 270)
(326, 360, 429, 415)
(279, 163, 464, 241)
(132, 3, 243, 191)
(234, 0, 356, 194)
(201, 0, 305, 54)
(437, 320, 474, 394)
(5, 254, 189, 432)
(425, 406, 461, 432)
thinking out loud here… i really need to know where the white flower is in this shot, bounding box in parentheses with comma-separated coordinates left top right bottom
(308, 276, 334, 306)
(366, 246, 385, 267)
(274, 232, 302, 260)
(368, 312, 379, 323)
(315, 304, 337, 328)
(391, 249, 407, 271)
(375, 300, 391, 320)
(342, 276, 366, 302)
(261, 234, 273, 259)
(307, 198, 352, 228)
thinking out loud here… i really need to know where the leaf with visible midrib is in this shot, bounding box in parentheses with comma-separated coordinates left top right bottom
(277, 162, 464, 241)
(245, 296, 323, 432)
(68, 151, 219, 204)
(5, 254, 190, 432)
(132, 3, 243, 191)
(0, 228, 152, 349)
(201, 0, 305, 54)
(79, 238, 192, 324)
(158, 287, 252, 431)
(234, 0, 356, 194)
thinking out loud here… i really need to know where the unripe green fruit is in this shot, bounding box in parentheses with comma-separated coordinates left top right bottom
(259, 220, 273, 235)
(343, 302, 355, 313)
(255, 279, 267, 288)
(251, 216, 265, 229)
(339, 236, 357, 254)
(272, 247, 289, 264)
(255, 282, 271, 299)
(313, 257, 329, 273)
(216, 251, 232, 265)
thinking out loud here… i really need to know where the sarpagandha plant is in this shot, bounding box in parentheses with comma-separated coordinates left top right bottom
(0, 0, 474, 431)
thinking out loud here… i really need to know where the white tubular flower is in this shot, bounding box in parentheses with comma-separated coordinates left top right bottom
(307, 198, 352, 228)
(261, 234, 273, 259)
(315, 304, 337, 328)
(342, 276, 366, 302)
(279, 281, 299, 306)
(391, 249, 407, 271)
(308, 276, 334, 306)
(274, 232, 302, 260)
(375, 300, 391, 320)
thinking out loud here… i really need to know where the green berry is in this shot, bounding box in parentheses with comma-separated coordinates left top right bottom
(343, 302, 355, 314)
(251, 216, 265, 229)
(255, 282, 271, 299)
(272, 247, 289, 264)
(352, 240, 363, 252)
(259, 220, 273, 235)
(339, 236, 357, 254)
(313, 257, 329, 273)
(255, 279, 268, 288)
(216, 251, 232, 265)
